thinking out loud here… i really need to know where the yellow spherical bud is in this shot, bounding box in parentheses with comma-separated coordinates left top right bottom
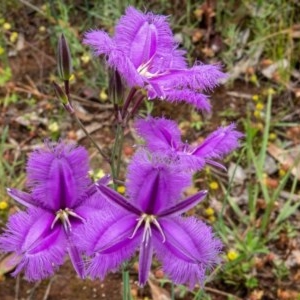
(252, 95, 259, 102)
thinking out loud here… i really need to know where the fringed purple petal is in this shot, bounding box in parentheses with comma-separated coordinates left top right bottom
(134, 116, 182, 151)
(83, 30, 115, 57)
(154, 217, 222, 289)
(0, 208, 67, 281)
(159, 190, 207, 217)
(6, 188, 36, 208)
(107, 50, 144, 86)
(139, 239, 153, 286)
(115, 7, 174, 68)
(192, 124, 243, 158)
(84, 30, 144, 87)
(67, 237, 85, 278)
(126, 150, 191, 214)
(77, 212, 141, 280)
(160, 49, 187, 70)
(26, 141, 91, 210)
(177, 153, 206, 171)
(151, 64, 227, 91)
(162, 89, 211, 112)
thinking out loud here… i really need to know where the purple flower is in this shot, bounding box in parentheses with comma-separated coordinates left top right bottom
(83, 6, 226, 111)
(78, 151, 221, 288)
(0, 141, 104, 281)
(135, 116, 243, 171)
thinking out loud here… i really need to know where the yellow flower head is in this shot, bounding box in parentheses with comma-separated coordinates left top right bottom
(49, 121, 59, 133)
(208, 215, 216, 223)
(0, 201, 8, 210)
(91, 169, 105, 181)
(252, 95, 259, 102)
(117, 186, 126, 194)
(80, 54, 90, 64)
(209, 181, 219, 190)
(99, 90, 108, 101)
(205, 207, 215, 216)
(250, 74, 258, 84)
(255, 102, 264, 111)
(279, 168, 286, 177)
(267, 88, 276, 96)
(227, 249, 239, 261)
(9, 31, 18, 43)
(269, 133, 277, 141)
(3, 22, 11, 31)
(254, 110, 262, 119)
(39, 26, 46, 33)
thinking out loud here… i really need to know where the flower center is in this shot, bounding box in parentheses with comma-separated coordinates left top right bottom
(130, 213, 166, 245)
(51, 208, 85, 233)
(137, 62, 158, 78)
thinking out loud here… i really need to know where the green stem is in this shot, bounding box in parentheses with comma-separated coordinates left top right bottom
(110, 120, 128, 300)
(122, 264, 131, 300)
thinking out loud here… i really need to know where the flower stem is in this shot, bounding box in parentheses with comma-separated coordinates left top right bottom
(110, 122, 124, 181)
(171, 282, 175, 300)
(61, 83, 110, 163)
(122, 88, 137, 118)
(122, 264, 132, 300)
(72, 113, 110, 163)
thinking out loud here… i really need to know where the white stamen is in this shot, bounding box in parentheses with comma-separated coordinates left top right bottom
(152, 218, 166, 243)
(129, 213, 166, 244)
(50, 208, 85, 233)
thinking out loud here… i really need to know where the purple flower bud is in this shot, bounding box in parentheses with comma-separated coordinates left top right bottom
(52, 81, 68, 104)
(57, 34, 72, 81)
(108, 70, 124, 104)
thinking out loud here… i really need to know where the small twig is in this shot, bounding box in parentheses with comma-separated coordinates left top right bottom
(27, 281, 42, 300)
(204, 287, 243, 300)
(19, 0, 46, 16)
(42, 277, 55, 300)
(15, 274, 20, 300)
(72, 112, 111, 163)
